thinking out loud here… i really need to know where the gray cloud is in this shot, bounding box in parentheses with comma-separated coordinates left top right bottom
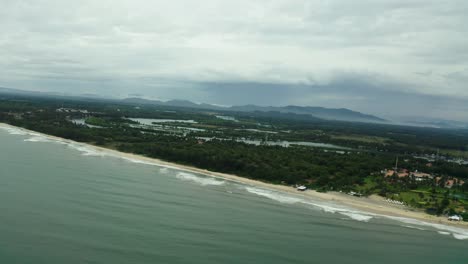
(200, 77, 468, 122)
(0, 0, 468, 120)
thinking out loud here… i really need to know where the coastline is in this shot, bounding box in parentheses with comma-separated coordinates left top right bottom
(1, 122, 467, 231)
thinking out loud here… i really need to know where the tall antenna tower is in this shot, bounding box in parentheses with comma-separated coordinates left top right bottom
(395, 156, 399, 171)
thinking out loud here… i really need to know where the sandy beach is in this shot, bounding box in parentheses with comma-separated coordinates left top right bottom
(1, 122, 467, 230)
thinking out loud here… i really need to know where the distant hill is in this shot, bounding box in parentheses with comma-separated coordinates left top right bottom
(122, 97, 386, 123)
(391, 116, 468, 129)
(0, 87, 36, 95)
(229, 105, 386, 123)
(122, 98, 215, 109)
(0, 87, 108, 100)
(122, 97, 165, 105)
(0, 87, 386, 123)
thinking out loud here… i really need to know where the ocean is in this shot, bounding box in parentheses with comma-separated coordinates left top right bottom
(0, 125, 467, 263)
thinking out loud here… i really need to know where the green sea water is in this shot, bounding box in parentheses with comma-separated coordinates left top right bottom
(0, 126, 467, 264)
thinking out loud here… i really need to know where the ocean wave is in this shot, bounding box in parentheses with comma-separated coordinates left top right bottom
(302, 200, 375, 223)
(302, 201, 346, 214)
(385, 216, 468, 240)
(24, 136, 51, 142)
(437, 231, 450, 235)
(121, 156, 159, 166)
(245, 187, 375, 222)
(339, 212, 373, 222)
(0, 126, 111, 157)
(285, 192, 468, 240)
(245, 187, 304, 204)
(244, 185, 468, 236)
(402, 225, 425, 231)
(119, 156, 188, 171)
(65, 143, 108, 157)
(0, 125, 186, 170)
(452, 233, 468, 240)
(176, 172, 225, 186)
(0, 125, 29, 135)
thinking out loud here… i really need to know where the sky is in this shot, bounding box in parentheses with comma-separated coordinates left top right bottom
(1, 0, 468, 121)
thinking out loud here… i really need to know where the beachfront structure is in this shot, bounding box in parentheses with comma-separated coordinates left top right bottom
(448, 215, 463, 221)
(296, 185, 307, 191)
(383, 169, 409, 178)
(347, 191, 362, 197)
(382, 169, 433, 180)
(383, 168, 468, 188)
(411, 171, 433, 181)
(435, 177, 466, 188)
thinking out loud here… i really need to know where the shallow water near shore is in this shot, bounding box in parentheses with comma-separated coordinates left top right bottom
(0, 125, 467, 263)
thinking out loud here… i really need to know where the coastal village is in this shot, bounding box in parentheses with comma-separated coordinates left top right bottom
(378, 156, 466, 221)
(382, 168, 465, 189)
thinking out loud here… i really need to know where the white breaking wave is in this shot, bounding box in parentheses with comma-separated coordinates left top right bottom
(0, 124, 115, 158)
(0, 124, 194, 172)
(0, 125, 29, 135)
(402, 225, 426, 231)
(244, 187, 468, 239)
(245, 187, 303, 204)
(452, 233, 468, 240)
(245, 187, 375, 222)
(121, 156, 159, 166)
(24, 136, 51, 142)
(318, 206, 374, 222)
(302, 200, 375, 222)
(302, 201, 347, 214)
(176, 172, 225, 186)
(66, 143, 108, 157)
(339, 212, 373, 222)
(385, 216, 468, 240)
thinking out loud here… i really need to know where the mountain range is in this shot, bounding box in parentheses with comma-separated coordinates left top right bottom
(8, 86, 467, 126)
(121, 97, 386, 123)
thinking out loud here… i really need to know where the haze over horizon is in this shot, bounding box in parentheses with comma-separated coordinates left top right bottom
(1, 1, 468, 121)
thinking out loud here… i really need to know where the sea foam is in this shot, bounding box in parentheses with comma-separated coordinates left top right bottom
(0, 125, 29, 135)
(24, 135, 52, 142)
(176, 172, 225, 186)
(66, 143, 108, 157)
(385, 216, 468, 240)
(339, 212, 373, 222)
(437, 231, 451, 235)
(245, 187, 303, 204)
(244, 187, 374, 222)
(0, 124, 185, 170)
(452, 233, 468, 240)
(121, 156, 159, 166)
(402, 225, 426, 231)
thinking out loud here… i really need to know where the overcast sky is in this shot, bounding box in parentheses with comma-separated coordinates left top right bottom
(1, 0, 468, 120)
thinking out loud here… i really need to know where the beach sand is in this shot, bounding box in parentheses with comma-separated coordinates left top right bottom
(1, 122, 467, 230)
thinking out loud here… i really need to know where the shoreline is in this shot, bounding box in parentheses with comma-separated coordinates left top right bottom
(1, 122, 467, 231)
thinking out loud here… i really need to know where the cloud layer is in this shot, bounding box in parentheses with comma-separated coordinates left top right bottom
(1, 0, 467, 120)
